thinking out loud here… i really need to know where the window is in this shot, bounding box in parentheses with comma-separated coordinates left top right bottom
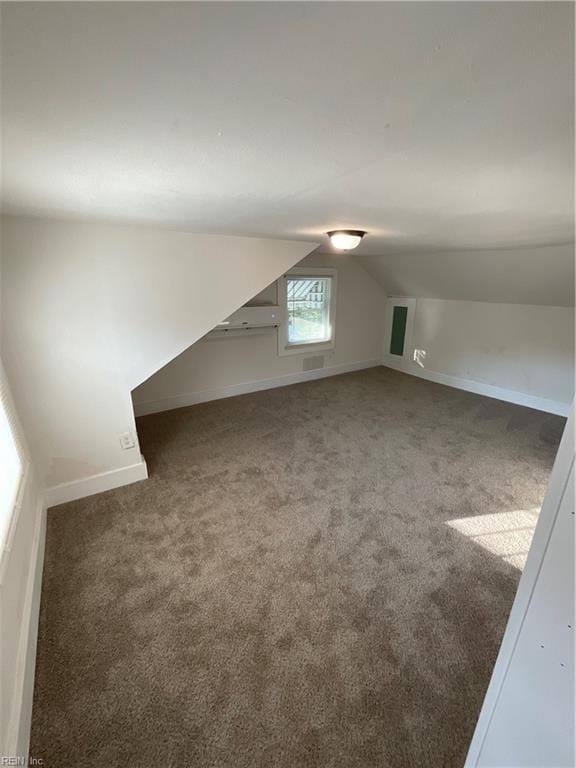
(0, 366, 24, 548)
(287, 277, 331, 344)
(278, 268, 337, 356)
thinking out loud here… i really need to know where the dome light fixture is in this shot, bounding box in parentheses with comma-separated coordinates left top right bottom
(327, 230, 366, 251)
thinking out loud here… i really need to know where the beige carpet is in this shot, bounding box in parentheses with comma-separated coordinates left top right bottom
(31, 367, 564, 768)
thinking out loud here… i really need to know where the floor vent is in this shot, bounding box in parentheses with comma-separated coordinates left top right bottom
(303, 355, 325, 371)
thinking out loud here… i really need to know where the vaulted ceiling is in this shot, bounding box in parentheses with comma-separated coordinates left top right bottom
(358, 243, 574, 306)
(1, 2, 574, 303)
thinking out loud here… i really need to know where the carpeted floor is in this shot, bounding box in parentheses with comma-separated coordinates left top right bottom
(31, 367, 565, 768)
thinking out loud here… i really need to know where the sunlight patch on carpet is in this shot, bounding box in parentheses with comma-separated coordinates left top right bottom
(446, 509, 539, 570)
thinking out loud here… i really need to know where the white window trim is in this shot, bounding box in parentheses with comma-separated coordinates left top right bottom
(0, 359, 31, 558)
(277, 267, 337, 357)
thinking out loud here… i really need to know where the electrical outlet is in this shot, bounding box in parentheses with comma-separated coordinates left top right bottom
(119, 431, 137, 450)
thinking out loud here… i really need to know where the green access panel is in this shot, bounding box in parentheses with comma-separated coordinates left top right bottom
(390, 306, 408, 356)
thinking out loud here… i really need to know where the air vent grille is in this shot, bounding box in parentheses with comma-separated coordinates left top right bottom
(303, 356, 325, 372)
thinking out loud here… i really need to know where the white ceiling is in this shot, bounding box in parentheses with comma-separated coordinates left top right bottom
(1, 3, 574, 265)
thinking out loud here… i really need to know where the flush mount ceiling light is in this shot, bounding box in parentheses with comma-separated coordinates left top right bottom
(327, 230, 366, 251)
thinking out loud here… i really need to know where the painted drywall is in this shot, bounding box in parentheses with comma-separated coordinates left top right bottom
(0, 461, 44, 761)
(385, 298, 574, 411)
(132, 253, 387, 412)
(0, 215, 316, 494)
(2, 3, 573, 255)
(358, 243, 575, 307)
(466, 407, 574, 767)
(0, 309, 45, 758)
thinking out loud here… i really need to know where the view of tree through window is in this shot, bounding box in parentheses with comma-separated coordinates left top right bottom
(286, 277, 331, 344)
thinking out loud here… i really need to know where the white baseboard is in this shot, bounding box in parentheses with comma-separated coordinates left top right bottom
(133, 359, 382, 417)
(45, 455, 148, 508)
(3, 499, 46, 760)
(382, 357, 570, 417)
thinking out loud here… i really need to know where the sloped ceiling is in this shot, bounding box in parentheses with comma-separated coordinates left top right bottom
(1, 2, 574, 305)
(358, 244, 575, 307)
(1, 215, 317, 485)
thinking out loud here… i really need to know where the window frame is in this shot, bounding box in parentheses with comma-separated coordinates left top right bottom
(0, 359, 30, 557)
(277, 267, 337, 357)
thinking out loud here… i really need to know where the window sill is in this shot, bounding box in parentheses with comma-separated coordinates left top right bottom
(278, 339, 335, 357)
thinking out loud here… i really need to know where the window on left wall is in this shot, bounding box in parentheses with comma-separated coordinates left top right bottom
(0, 370, 24, 547)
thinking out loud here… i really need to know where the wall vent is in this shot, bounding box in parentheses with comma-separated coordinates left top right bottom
(303, 355, 325, 372)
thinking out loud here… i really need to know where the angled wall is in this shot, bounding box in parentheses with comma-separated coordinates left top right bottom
(358, 243, 575, 307)
(361, 242, 575, 413)
(0, 215, 316, 501)
(132, 252, 387, 415)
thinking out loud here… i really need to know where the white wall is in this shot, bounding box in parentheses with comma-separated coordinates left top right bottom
(0, 245, 45, 760)
(132, 253, 387, 414)
(385, 298, 574, 414)
(1, 215, 316, 500)
(0, 450, 44, 761)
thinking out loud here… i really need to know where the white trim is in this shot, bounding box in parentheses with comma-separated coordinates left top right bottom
(2, 461, 32, 557)
(0, 358, 32, 554)
(465, 403, 574, 766)
(382, 357, 570, 417)
(133, 359, 382, 417)
(45, 455, 148, 508)
(3, 499, 46, 759)
(278, 267, 338, 357)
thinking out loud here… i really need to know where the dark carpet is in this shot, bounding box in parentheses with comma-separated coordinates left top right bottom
(31, 367, 565, 768)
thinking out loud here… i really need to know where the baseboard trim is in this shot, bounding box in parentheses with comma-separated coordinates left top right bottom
(3, 499, 46, 759)
(382, 357, 570, 417)
(133, 359, 382, 417)
(45, 455, 149, 508)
